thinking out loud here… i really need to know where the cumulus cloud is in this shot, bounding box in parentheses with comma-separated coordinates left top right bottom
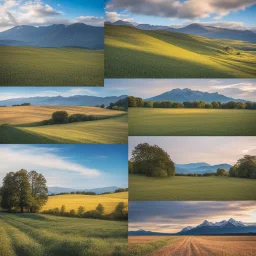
(0, 146, 101, 184)
(107, 0, 256, 20)
(0, 0, 103, 31)
(106, 11, 135, 23)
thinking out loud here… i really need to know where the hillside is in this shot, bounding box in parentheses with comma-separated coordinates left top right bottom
(146, 88, 245, 103)
(105, 24, 256, 78)
(109, 21, 256, 43)
(0, 106, 124, 125)
(41, 192, 128, 213)
(0, 95, 128, 107)
(0, 23, 104, 49)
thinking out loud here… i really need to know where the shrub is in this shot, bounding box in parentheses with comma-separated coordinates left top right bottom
(96, 204, 105, 215)
(70, 209, 76, 217)
(77, 206, 85, 217)
(83, 210, 101, 219)
(52, 111, 68, 124)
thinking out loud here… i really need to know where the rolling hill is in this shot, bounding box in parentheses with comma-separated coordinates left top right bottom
(175, 162, 232, 174)
(105, 24, 256, 78)
(146, 88, 245, 103)
(0, 95, 128, 107)
(108, 21, 256, 43)
(0, 23, 104, 49)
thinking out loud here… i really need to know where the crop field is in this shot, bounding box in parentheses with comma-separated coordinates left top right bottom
(129, 175, 256, 201)
(129, 236, 256, 256)
(129, 108, 256, 136)
(0, 46, 104, 86)
(0, 106, 128, 144)
(0, 213, 128, 256)
(42, 192, 128, 213)
(105, 25, 256, 78)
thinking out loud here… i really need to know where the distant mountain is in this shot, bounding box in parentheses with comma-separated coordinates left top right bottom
(0, 95, 128, 107)
(107, 21, 256, 43)
(175, 163, 232, 174)
(109, 20, 135, 27)
(129, 219, 256, 236)
(145, 88, 246, 103)
(48, 186, 120, 195)
(0, 23, 104, 49)
(179, 218, 256, 235)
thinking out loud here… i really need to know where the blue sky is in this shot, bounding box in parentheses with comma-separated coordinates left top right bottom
(129, 201, 256, 233)
(129, 137, 256, 165)
(119, 79, 256, 101)
(0, 145, 128, 189)
(0, 82, 128, 101)
(0, 0, 104, 31)
(106, 0, 256, 30)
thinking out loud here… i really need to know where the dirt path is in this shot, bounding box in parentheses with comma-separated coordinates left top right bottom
(147, 236, 256, 256)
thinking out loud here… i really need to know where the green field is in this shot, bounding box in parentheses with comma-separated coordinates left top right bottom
(0, 213, 128, 256)
(0, 46, 104, 86)
(129, 108, 256, 136)
(0, 106, 128, 144)
(105, 25, 256, 78)
(129, 175, 256, 201)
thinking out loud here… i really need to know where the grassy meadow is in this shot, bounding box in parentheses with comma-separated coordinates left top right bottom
(0, 106, 128, 144)
(0, 213, 128, 256)
(129, 175, 256, 201)
(42, 192, 128, 213)
(105, 25, 256, 78)
(128, 108, 256, 136)
(0, 46, 104, 86)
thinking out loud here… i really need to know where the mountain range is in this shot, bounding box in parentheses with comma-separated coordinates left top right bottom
(107, 21, 256, 43)
(0, 23, 104, 49)
(175, 162, 232, 174)
(129, 219, 256, 236)
(48, 186, 121, 195)
(0, 95, 128, 107)
(145, 88, 247, 103)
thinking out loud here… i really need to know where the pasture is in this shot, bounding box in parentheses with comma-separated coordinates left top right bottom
(0, 213, 128, 256)
(42, 192, 128, 213)
(128, 108, 256, 136)
(0, 47, 104, 86)
(129, 175, 256, 201)
(0, 106, 128, 144)
(129, 236, 256, 256)
(105, 25, 256, 78)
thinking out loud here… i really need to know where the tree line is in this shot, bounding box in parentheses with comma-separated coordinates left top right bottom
(0, 170, 48, 213)
(128, 96, 256, 109)
(129, 143, 256, 179)
(49, 188, 128, 196)
(43, 202, 128, 221)
(12, 103, 32, 107)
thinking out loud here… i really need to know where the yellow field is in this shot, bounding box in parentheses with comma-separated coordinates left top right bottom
(0, 106, 124, 125)
(41, 192, 128, 214)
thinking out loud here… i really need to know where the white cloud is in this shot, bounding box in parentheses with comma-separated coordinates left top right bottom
(106, 11, 135, 23)
(0, 0, 103, 31)
(0, 146, 101, 185)
(107, 0, 256, 20)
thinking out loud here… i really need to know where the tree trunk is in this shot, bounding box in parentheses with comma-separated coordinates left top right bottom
(21, 206, 24, 213)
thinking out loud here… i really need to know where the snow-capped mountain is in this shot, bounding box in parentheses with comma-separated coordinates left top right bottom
(179, 218, 255, 235)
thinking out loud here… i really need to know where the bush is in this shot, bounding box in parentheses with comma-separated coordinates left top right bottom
(52, 111, 68, 124)
(68, 114, 88, 123)
(83, 210, 101, 219)
(96, 204, 105, 215)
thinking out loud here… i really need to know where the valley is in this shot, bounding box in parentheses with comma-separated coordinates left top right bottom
(105, 25, 256, 78)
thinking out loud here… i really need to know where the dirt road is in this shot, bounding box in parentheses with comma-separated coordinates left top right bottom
(147, 236, 256, 256)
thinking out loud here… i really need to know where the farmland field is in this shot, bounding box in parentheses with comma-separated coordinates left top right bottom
(129, 175, 256, 201)
(42, 192, 128, 213)
(129, 108, 256, 136)
(105, 25, 256, 78)
(0, 47, 104, 86)
(129, 236, 256, 256)
(0, 106, 128, 144)
(0, 213, 128, 256)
